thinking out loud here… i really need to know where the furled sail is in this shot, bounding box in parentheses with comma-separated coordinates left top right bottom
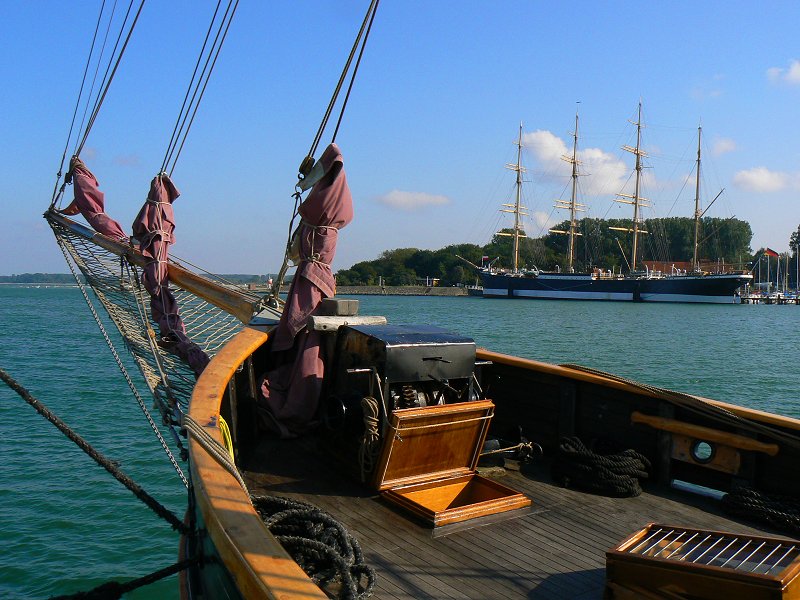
(61, 156, 127, 240)
(260, 143, 354, 437)
(132, 174, 209, 376)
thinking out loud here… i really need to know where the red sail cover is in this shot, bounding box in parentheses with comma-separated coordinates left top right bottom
(62, 157, 127, 240)
(131, 174, 209, 376)
(260, 143, 354, 437)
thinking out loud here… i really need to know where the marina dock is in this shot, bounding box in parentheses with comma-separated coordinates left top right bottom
(740, 294, 800, 305)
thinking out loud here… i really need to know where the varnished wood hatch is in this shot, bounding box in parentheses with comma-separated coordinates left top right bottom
(372, 399, 531, 527)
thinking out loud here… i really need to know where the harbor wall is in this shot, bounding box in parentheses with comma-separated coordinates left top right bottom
(336, 285, 468, 296)
(246, 284, 469, 296)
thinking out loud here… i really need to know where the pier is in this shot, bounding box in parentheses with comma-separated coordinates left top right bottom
(740, 294, 800, 305)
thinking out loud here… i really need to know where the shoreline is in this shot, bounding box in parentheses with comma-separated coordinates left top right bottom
(2, 280, 475, 297)
(245, 284, 471, 296)
(336, 285, 469, 296)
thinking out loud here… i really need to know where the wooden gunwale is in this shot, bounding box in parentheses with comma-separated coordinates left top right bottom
(188, 325, 326, 599)
(477, 348, 800, 433)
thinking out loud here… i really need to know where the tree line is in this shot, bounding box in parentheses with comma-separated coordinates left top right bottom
(335, 216, 784, 287)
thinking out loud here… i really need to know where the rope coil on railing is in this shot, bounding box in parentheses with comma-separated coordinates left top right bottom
(358, 396, 380, 482)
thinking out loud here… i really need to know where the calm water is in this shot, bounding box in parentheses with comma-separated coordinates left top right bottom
(2, 286, 799, 599)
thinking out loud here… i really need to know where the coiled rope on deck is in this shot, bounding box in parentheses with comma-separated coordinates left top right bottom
(551, 436, 652, 498)
(252, 495, 376, 599)
(722, 486, 800, 536)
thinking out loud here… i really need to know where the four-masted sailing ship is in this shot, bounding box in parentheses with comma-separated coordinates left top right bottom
(480, 105, 753, 302)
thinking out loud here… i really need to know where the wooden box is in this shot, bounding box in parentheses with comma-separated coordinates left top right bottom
(373, 400, 531, 527)
(606, 523, 800, 599)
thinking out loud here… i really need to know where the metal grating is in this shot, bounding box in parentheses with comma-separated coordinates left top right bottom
(626, 525, 800, 577)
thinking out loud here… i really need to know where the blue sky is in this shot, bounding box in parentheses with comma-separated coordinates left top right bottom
(2, 1, 799, 276)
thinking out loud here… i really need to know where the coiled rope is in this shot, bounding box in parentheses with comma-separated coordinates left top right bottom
(252, 495, 376, 599)
(722, 486, 800, 536)
(358, 396, 381, 482)
(551, 436, 652, 498)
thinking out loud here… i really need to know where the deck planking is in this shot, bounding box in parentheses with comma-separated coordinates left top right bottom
(243, 435, 781, 599)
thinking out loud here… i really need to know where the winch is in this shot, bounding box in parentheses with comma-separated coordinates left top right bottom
(322, 323, 478, 477)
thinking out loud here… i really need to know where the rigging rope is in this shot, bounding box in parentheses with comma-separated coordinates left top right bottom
(51, 0, 147, 209)
(560, 363, 800, 452)
(49, 557, 199, 600)
(269, 0, 380, 306)
(50, 0, 109, 206)
(75, 0, 120, 159)
(0, 368, 188, 535)
(329, 0, 380, 146)
(301, 0, 381, 176)
(75, 0, 146, 159)
(161, 0, 239, 175)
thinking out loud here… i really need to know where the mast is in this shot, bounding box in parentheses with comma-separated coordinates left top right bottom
(551, 109, 585, 272)
(497, 123, 528, 272)
(692, 126, 702, 272)
(611, 102, 649, 272)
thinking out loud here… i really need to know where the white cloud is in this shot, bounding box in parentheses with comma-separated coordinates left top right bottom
(578, 147, 629, 195)
(733, 167, 789, 193)
(690, 74, 725, 100)
(114, 154, 141, 167)
(523, 130, 568, 165)
(690, 86, 723, 100)
(375, 190, 450, 210)
(522, 129, 628, 196)
(712, 137, 737, 156)
(767, 59, 800, 85)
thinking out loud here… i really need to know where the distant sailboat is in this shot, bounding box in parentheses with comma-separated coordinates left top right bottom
(479, 104, 753, 302)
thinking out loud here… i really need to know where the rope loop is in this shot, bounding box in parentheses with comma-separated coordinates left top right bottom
(722, 485, 800, 536)
(551, 436, 651, 497)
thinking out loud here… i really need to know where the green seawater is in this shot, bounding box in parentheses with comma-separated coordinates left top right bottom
(1, 286, 799, 599)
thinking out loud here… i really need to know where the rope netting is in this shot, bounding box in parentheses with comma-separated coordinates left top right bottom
(47, 214, 246, 418)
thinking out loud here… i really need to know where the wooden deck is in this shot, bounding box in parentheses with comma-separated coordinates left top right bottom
(242, 435, 777, 600)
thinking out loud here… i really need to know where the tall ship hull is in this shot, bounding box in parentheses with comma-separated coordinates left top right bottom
(480, 270, 752, 303)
